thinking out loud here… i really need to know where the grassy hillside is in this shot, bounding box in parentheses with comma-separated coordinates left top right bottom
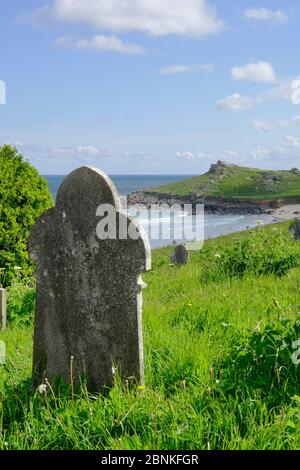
(148, 162, 300, 200)
(2, 221, 300, 449)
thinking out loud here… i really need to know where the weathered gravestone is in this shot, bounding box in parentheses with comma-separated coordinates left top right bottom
(170, 244, 189, 265)
(29, 166, 151, 391)
(289, 219, 300, 241)
(0, 288, 6, 331)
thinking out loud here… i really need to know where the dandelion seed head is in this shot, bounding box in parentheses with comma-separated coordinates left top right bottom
(38, 384, 47, 394)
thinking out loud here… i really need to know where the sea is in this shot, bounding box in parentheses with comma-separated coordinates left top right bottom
(45, 175, 275, 249)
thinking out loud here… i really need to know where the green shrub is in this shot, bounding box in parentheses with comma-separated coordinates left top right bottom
(216, 230, 300, 278)
(7, 283, 35, 326)
(219, 317, 300, 406)
(0, 145, 52, 287)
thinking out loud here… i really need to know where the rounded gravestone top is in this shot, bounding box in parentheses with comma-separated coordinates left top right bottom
(289, 218, 300, 241)
(170, 244, 189, 265)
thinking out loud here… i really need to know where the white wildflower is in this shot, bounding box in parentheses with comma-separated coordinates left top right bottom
(38, 384, 47, 394)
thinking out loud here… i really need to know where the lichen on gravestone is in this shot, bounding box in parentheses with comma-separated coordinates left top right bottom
(29, 166, 151, 391)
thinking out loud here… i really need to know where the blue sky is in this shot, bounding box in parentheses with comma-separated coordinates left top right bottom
(1, 0, 300, 175)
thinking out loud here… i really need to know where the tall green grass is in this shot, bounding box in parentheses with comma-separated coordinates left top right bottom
(2, 221, 300, 449)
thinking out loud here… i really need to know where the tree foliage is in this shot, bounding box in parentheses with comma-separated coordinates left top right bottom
(0, 145, 53, 286)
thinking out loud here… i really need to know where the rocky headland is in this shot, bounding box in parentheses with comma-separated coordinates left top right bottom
(127, 161, 300, 215)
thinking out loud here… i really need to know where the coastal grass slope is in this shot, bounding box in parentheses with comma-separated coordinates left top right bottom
(2, 221, 300, 449)
(147, 162, 300, 201)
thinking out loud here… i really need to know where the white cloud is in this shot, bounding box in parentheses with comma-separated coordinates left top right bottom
(258, 76, 300, 103)
(250, 135, 300, 162)
(251, 118, 270, 132)
(225, 76, 300, 109)
(77, 146, 99, 154)
(51, 145, 100, 156)
(159, 65, 193, 75)
(218, 75, 300, 113)
(37, 0, 225, 38)
(176, 149, 243, 164)
(159, 63, 214, 75)
(231, 61, 276, 83)
(217, 93, 254, 112)
(175, 151, 198, 159)
(175, 136, 300, 167)
(215, 76, 300, 113)
(175, 151, 211, 160)
(56, 34, 143, 55)
(252, 115, 300, 132)
(244, 8, 288, 25)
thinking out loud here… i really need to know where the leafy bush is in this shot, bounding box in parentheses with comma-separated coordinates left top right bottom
(216, 230, 300, 278)
(0, 145, 52, 287)
(7, 283, 35, 326)
(219, 317, 300, 406)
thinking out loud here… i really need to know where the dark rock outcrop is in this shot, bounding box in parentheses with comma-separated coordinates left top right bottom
(127, 191, 300, 215)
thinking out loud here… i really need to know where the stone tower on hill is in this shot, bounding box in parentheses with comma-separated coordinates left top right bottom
(209, 160, 226, 172)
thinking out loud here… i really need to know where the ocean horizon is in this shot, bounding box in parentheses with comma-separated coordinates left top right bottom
(44, 174, 194, 200)
(44, 174, 274, 248)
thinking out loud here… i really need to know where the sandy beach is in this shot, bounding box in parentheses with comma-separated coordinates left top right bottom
(271, 204, 300, 221)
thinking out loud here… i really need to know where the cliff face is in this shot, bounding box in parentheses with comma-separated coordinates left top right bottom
(127, 191, 283, 214)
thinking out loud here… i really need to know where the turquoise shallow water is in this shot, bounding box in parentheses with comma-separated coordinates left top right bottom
(44, 175, 274, 248)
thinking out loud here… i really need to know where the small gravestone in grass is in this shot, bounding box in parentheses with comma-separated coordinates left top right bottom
(0, 288, 6, 365)
(0, 288, 6, 331)
(29, 166, 151, 391)
(170, 244, 189, 265)
(0, 340, 5, 365)
(289, 219, 300, 241)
